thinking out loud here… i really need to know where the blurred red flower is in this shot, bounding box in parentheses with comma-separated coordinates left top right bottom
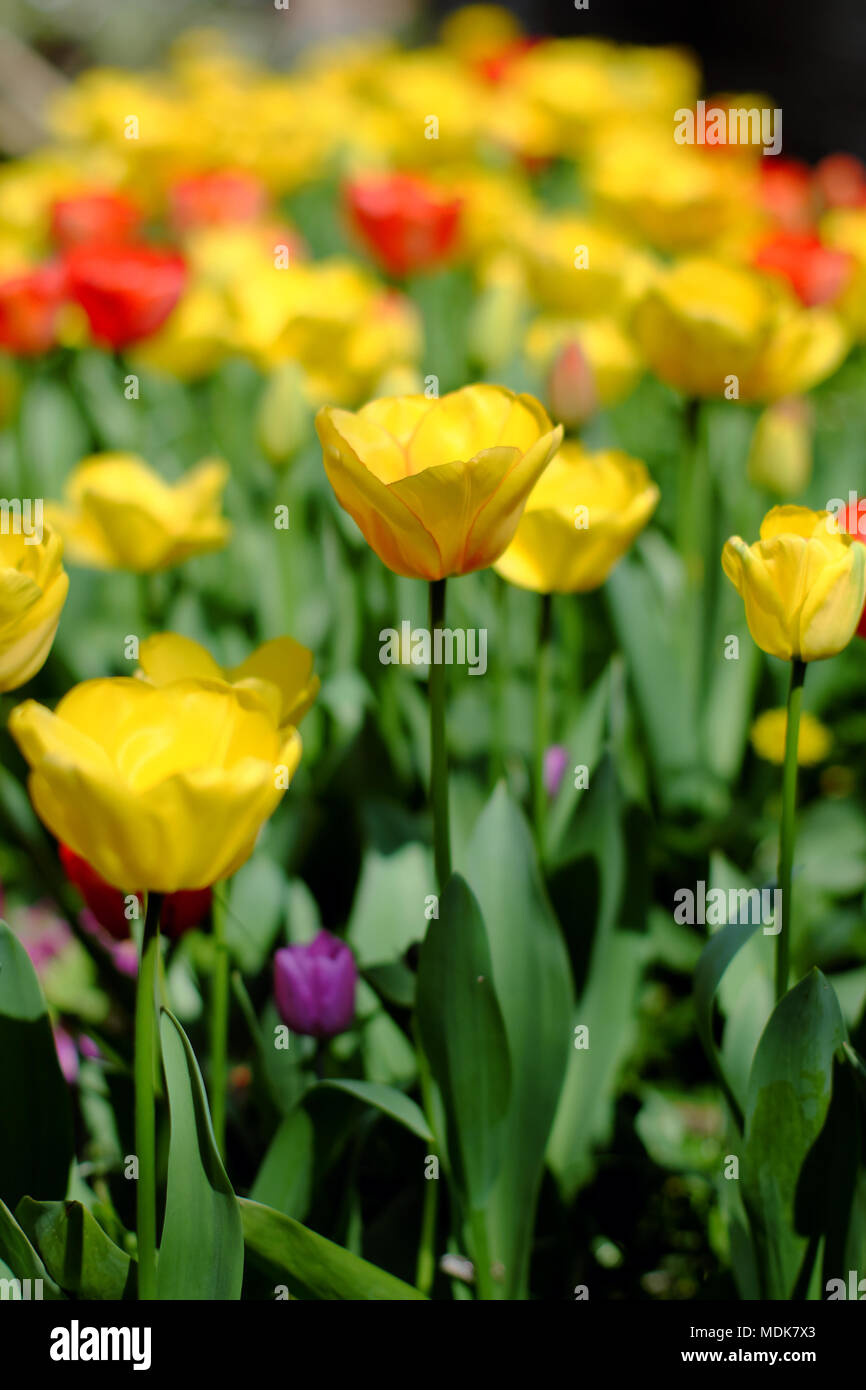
(50, 191, 142, 249)
(169, 169, 268, 232)
(63, 242, 187, 349)
(0, 261, 67, 355)
(59, 843, 211, 940)
(759, 159, 816, 231)
(753, 229, 852, 306)
(815, 153, 866, 209)
(345, 172, 462, 278)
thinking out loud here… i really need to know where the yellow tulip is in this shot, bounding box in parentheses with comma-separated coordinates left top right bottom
(48, 453, 230, 573)
(316, 384, 562, 580)
(517, 212, 653, 319)
(9, 678, 301, 892)
(494, 441, 659, 593)
(586, 126, 759, 252)
(138, 632, 319, 730)
(0, 524, 68, 692)
(750, 707, 831, 766)
(722, 506, 866, 662)
(632, 258, 849, 402)
(821, 207, 866, 341)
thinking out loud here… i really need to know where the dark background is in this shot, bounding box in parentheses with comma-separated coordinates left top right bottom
(441, 0, 866, 161)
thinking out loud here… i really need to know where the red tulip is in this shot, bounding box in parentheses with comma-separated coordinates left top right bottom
(753, 230, 852, 307)
(840, 501, 866, 639)
(473, 36, 540, 85)
(63, 242, 187, 349)
(547, 339, 598, 427)
(59, 844, 211, 940)
(345, 173, 462, 278)
(169, 169, 268, 232)
(0, 261, 67, 356)
(815, 154, 866, 210)
(759, 159, 816, 231)
(50, 191, 141, 249)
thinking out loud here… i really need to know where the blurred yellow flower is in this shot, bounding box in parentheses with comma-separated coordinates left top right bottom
(9, 678, 300, 891)
(518, 212, 653, 319)
(0, 524, 68, 692)
(494, 441, 658, 593)
(138, 632, 319, 730)
(821, 207, 866, 340)
(48, 454, 230, 573)
(316, 384, 562, 580)
(750, 707, 831, 766)
(722, 506, 866, 662)
(586, 125, 759, 252)
(228, 259, 420, 402)
(632, 258, 849, 401)
(516, 40, 699, 157)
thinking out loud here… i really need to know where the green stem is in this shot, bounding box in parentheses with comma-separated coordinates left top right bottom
(134, 891, 162, 1301)
(533, 591, 553, 855)
(469, 1207, 493, 1300)
(210, 889, 230, 1159)
(413, 1026, 439, 1296)
(776, 659, 807, 1003)
(428, 578, 451, 888)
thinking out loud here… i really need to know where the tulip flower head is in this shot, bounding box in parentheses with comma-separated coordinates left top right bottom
(0, 262, 67, 356)
(0, 523, 68, 691)
(316, 384, 562, 580)
(50, 191, 141, 249)
(169, 170, 268, 233)
(345, 172, 462, 278)
(750, 707, 831, 766)
(274, 931, 357, 1040)
(63, 242, 187, 349)
(753, 230, 852, 308)
(138, 631, 319, 730)
(10, 677, 301, 892)
(632, 257, 849, 401)
(494, 441, 659, 594)
(48, 453, 230, 573)
(722, 506, 866, 661)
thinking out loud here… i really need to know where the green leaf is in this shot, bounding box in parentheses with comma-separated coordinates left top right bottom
(0, 1199, 65, 1299)
(249, 1109, 313, 1221)
(743, 969, 846, 1299)
(416, 874, 511, 1211)
(225, 855, 287, 974)
(694, 916, 763, 1128)
(16, 1199, 132, 1299)
(156, 1010, 244, 1300)
(239, 1198, 426, 1300)
(547, 762, 644, 1201)
(460, 785, 572, 1298)
(317, 1080, 432, 1142)
(0, 921, 73, 1208)
(346, 844, 431, 967)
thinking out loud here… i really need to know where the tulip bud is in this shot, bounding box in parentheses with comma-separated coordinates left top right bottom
(547, 339, 598, 429)
(257, 361, 311, 468)
(747, 397, 813, 496)
(544, 744, 570, 799)
(274, 931, 357, 1040)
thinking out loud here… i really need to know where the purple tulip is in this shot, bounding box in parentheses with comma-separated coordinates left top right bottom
(544, 744, 570, 800)
(273, 931, 357, 1039)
